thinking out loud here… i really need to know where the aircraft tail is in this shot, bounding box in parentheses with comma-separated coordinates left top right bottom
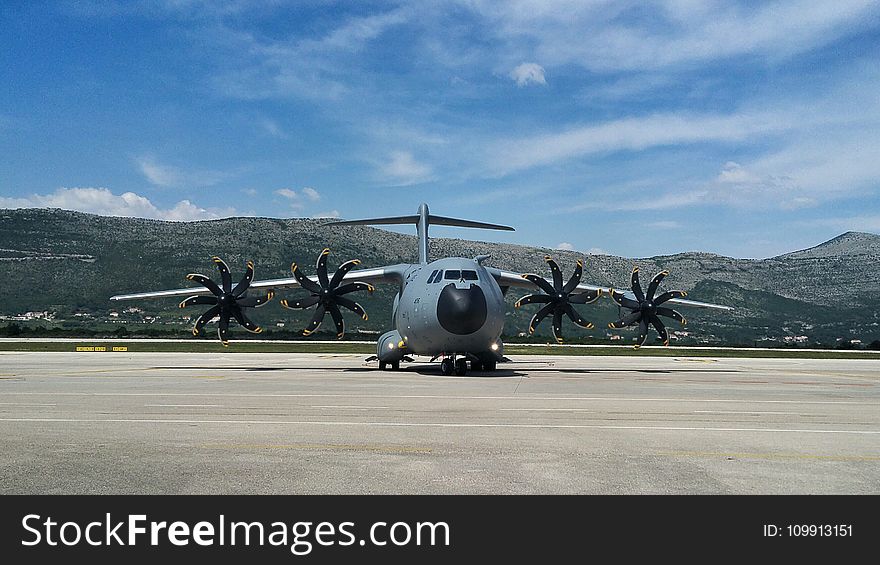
(327, 203, 514, 264)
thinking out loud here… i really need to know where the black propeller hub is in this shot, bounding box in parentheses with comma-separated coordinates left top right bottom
(180, 257, 272, 346)
(280, 249, 372, 339)
(515, 256, 600, 343)
(608, 267, 688, 348)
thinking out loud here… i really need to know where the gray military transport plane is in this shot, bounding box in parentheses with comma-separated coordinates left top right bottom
(111, 203, 731, 375)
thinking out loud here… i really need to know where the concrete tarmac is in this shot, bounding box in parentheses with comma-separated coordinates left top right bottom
(0, 352, 878, 494)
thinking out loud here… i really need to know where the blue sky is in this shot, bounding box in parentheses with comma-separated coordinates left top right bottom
(2, 1, 879, 258)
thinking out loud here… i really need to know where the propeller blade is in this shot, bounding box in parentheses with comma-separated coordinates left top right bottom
(212, 256, 232, 294)
(528, 303, 555, 335)
(290, 262, 322, 294)
(328, 304, 345, 339)
(522, 273, 556, 296)
(231, 306, 262, 334)
(608, 310, 641, 329)
(645, 270, 669, 302)
(280, 295, 320, 310)
(236, 292, 274, 308)
(191, 304, 221, 336)
(656, 306, 686, 326)
(654, 290, 688, 305)
(335, 296, 368, 320)
(232, 260, 255, 297)
(609, 289, 640, 310)
(514, 294, 552, 308)
(635, 318, 649, 348)
(551, 309, 564, 343)
(561, 258, 583, 294)
(334, 282, 374, 296)
(218, 311, 231, 346)
(649, 314, 669, 345)
(631, 267, 645, 302)
(316, 248, 331, 289)
(563, 303, 593, 329)
(178, 295, 217, 309)
(567, 289, 601, 304)
(302, 304, 326, 336)
(185, 273, 222, 297)
(329, 259, 362, 290)
(545, 256, 563, 291)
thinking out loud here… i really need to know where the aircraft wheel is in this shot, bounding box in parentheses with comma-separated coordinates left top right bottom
(454, 359, 468, 376)
(391, 360, 400, 371)
(471, 361, 483, 372)
(483, 360, 497, 371)
(379, 361, 387, 370)
(440, 358, 454, 375)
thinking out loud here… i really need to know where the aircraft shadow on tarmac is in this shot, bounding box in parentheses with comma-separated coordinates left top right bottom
(151, 366, 742, 379)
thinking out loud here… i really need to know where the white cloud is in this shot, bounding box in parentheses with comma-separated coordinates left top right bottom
(486, 111, 790, 176)
(314, 210, 340, 219)
(471, 1, 879, 72)
(0, 187, 234, 221)
(647, 221, 682, 229)
(509, 62, 546, 87)
(275, 188, 298, 199)
(556, 242, 574, 250)
(135, 155, 229, 188)
(258, 117, 286, 138)
(241, 188, 258, 196)
(301, 187, 320, 201)
(380, 150, 433, 185)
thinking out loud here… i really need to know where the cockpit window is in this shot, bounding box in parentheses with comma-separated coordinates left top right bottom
(444, 270, 461, 280)
(427, 269, 439, 283)
(462, 270, 478, 280)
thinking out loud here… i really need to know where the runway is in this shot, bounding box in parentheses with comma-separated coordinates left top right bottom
(0, 352, 878, 494)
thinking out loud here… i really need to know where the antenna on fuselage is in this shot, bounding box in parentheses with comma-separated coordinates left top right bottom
(326, 203, 514, 265)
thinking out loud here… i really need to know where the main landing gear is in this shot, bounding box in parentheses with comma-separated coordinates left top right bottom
(439, 355, 497, 376)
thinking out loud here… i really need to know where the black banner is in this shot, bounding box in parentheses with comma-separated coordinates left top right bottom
(1, 496, 874, 562)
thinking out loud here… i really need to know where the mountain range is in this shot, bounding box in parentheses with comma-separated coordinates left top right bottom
(1, 208, 878, 346)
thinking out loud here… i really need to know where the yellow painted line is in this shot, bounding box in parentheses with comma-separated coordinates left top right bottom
(201, 443, 432, 454)
(657, 450, 880, 462)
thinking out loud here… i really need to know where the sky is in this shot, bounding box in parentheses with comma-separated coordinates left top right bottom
(2, 0, 879, 259)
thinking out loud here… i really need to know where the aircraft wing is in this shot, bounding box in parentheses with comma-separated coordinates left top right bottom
(110, 265, 408, 302)
(488, 268, 732, 310)
(489, 268, 606, 294)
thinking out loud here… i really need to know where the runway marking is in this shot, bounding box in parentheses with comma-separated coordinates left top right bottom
(144, 404, 224, 408)
(310, 405, 390, 410)
(658, 450, 880, 462)
(0, 417, 877, 435)
(694, 410, 815, 416)
(202, 443, 431, 454)
(500, 408, 593, 412)
(0, 402, 56, 407)
(3, 392, 877, 406)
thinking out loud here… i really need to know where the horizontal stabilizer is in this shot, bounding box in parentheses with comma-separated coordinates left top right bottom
(327, 214, 513, 231)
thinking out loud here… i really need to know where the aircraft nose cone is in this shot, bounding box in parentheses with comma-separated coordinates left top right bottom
(437, 283, 488, 335)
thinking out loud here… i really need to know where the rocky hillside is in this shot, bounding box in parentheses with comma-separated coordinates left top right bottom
(1, 208, 878, 346)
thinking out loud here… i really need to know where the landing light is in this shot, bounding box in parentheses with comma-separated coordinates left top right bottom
(388, 343, 395, 349)
(490, 343, 499, 351)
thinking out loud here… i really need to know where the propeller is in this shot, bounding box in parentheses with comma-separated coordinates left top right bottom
(180, 257, 274, 346)
(280, 248, 373, 338)
(608, 266, 688, 348)
(515, 255, 601, 343)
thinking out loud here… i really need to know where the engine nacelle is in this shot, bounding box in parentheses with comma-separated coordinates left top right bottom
(376, 329, 407, 364)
